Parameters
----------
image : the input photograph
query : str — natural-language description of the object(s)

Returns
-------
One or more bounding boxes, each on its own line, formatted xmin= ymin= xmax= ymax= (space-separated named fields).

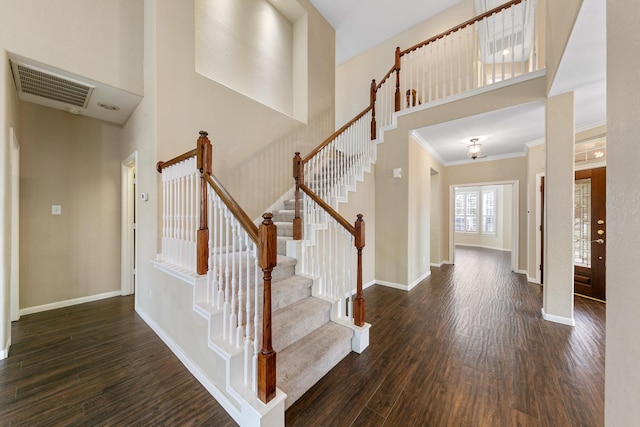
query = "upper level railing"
xmin=374 ymin=0 xmax=538 ymax=128
xmin=157 ymin=132 xmax=277 ymax=404
xmin=290 ymin=0 xmax=538 ymax=327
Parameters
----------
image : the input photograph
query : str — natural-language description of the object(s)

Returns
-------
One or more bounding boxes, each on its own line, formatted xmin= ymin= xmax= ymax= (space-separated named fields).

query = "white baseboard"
xmin=20 ymin=290 xmax=122 ymax=316
xmin=363 ymin=280 xmax=376 ymax=290
xmin=135 ymin=307 xmax=243 ymax=423
xmin=0 ymin=338 xmax=10 ymax=360
xmin=136 ymin=305 xmax=286 ymax=427
xmin=527 ymin=274 xmax=541 ymax=284
xmin=541 ymin=308 xmax=575 ymax=326
xmin=377 ymin=270 xmax=431 ymax=292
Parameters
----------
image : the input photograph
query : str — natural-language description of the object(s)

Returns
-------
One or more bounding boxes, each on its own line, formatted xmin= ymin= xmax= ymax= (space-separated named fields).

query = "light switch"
xmin=393 ymin=168 xmax=402 ymax=179
xmin=51 ymin=205 xmax=62 ymax=215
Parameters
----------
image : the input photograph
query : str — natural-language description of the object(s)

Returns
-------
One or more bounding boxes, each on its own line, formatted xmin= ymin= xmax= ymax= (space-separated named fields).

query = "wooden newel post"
xmin=353 ymin=214 xmax=365 ymax=327
xmin=370 ymin=79 xmax=377 ymax=140
xmin=292 ymin=153 xmax=303 ymax=240
xmin=196 ymin=131 xmax=212 ymax=275
xmin=258 ymin=213 xmax=277 ymax=403
xmin=394 ymin=47 xmax=401 ymax=112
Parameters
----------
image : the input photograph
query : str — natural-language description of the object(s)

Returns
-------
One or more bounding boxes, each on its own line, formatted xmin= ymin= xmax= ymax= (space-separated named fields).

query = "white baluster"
xmin=236 ymin=229 xmax=243 ymax=348
xmin=223 ymin=208 xmax=230 ymax=341
xmin=244 ymin=235 xmax=252 ymax=384
xmin=230 ymin=220 xmax=238 ymax=345
xmin=252 ymin=249 xmax=259 ymax=392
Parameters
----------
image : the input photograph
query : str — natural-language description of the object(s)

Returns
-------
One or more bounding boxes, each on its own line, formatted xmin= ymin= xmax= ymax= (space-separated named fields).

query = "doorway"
xmin=573 ymin=167 xmax=606 ymax=301
xmin=538 ymin=167 xmax=606 ymax=301
xmin=121 ymin=152 xmax=138 ymax=295
xmin=449 ymin=181 xmax=519 ymax=271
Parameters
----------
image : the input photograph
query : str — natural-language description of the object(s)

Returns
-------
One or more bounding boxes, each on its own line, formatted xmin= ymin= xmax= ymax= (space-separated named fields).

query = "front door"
xmin=574 ymin=167 xmax=606 ymax=301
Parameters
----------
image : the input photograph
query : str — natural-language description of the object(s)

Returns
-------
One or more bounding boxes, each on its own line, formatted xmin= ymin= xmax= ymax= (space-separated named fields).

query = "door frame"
xmin=10 ymin=128 xmax=20 ymax=321
xmin=121 ymin=151 xmax=138 ymax=296
xmin=448 ymin=180 xmax=519 ymax=272
xmin=534 ymin=160 xmax=606 ymax=288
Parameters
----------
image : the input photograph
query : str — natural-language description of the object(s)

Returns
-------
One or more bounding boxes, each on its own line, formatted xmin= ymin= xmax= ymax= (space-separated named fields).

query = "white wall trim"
xmin=134 ymin=306 xmax=243 ymax=423
xmin=377 ymin=270 xmax=431 ymax=292
xmin=136 ymin=302 xmax=286 ymax=427
xmin=363 ymin=280 xmax=376 ymax=290
xmin=152 ymin=259 xmax=200 ymax=286
xmin=20 ymin=291 xmax=122 ymax=316
xmin=121 ymin=151 xmax=138 ymax=296
xmin=541 ymin=308 xmax=575 ymax=326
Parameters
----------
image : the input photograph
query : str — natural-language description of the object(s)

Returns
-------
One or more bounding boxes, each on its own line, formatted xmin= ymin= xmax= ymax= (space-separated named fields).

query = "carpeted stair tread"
xmin=273 ymin=255 xmax=296 ymax=282
xmin=278 ymin=322 xmax=354 ymax=409
xmin=273 ymin=209 xmax=295 ymax=223
xmin=272 ymin=274 xmax=313 ymax=312
xmin=272 ymin=297 xmax=331 ymax=353
xmin=275 ymin=222 xmax=293 ymax=237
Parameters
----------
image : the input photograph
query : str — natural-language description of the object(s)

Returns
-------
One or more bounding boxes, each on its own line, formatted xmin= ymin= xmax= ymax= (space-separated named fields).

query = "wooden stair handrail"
xmin=203 ymin=173 xmax=259 ymax=244
xmin=299 ymin=183 xmax=356 ymax=236
xmin=302 ymin=106 xmax=373 ymax=164
xmin=156 ymin=148 xmax=198 ymax=173
xmin=400 ymin=0 xmax=524 ymax=56
xmin=158 ymin=131 xmax=277 ymax=404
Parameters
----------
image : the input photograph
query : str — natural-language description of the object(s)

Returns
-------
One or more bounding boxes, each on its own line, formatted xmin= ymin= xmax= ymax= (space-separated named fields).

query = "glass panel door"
xmin=574 ymin=178 xmax=591 ymax=268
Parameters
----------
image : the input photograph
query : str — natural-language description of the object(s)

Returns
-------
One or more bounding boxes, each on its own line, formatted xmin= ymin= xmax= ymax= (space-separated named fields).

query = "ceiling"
xmin=310 ymin=0 xmax=606 ymax=165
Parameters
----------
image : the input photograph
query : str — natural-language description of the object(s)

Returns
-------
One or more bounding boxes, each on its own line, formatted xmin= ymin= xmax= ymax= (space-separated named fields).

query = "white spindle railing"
xmin=299 ymin=193 xmax=357 ymax=324
xmin=303 ymin=110 xmax=374 ymax=209
xmin=160 ymin=156 xmax=199 ymax=271
xmin=206 ymin=186 xmax=261 ymax=389
xmin=375 ymin=0 xmax=538 ymax=128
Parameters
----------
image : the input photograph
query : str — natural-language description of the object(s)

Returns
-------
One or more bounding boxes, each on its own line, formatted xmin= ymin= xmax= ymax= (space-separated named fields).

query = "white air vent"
xmin=10 ymin=60 xmax=94 ymax=108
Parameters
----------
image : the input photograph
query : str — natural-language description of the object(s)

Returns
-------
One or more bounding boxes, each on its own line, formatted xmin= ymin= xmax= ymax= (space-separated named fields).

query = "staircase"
xmin=266 ymin=199 xmax=352 ymax=408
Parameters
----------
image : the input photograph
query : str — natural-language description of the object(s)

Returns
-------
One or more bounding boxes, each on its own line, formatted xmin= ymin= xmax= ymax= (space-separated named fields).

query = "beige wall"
xmin=195 ymin=0 xmax=297 ymax=118
xmin=18 ymin=103 xmax=123 ymax=309
xmin=408 ymin=137 xmax=432 ymax=284
xmin=154 ymin=0 xmax=334 ymax=219
xmin=430 ymin=167 xmax=444 ymax=265
xmin=606 ymin=0 xmax=640 ymax=423
xmin=545 ymin=0 xmax=582 ymax=92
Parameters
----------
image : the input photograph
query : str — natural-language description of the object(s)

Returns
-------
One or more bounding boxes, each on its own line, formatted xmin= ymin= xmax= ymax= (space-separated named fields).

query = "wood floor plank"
xmin=287 ymin=247 xmax=605 ymax=427
xmin=2 ymin=247 xmax=605 ymax=426
xmin=0 ymin=296 xmax=238 ymax=426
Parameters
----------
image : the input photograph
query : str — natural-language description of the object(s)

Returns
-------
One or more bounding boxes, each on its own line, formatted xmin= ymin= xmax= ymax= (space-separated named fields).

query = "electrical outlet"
xmin=51 ymin=205 xmax=62 ymax=215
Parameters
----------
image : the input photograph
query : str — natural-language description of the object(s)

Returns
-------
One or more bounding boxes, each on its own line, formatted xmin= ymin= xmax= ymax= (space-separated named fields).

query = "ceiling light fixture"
xmin=467 ymin=138 xmax=483 ymax=160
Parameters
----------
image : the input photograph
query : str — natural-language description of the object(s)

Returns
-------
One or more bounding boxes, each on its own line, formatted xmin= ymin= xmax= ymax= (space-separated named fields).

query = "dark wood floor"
xmin=286 ymin=247 xmax=605 ymax=427
xmin=1 ymin=247 xmax=604 ymax=426
xmin=0 ymin=296 xmax=238 ymax=426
